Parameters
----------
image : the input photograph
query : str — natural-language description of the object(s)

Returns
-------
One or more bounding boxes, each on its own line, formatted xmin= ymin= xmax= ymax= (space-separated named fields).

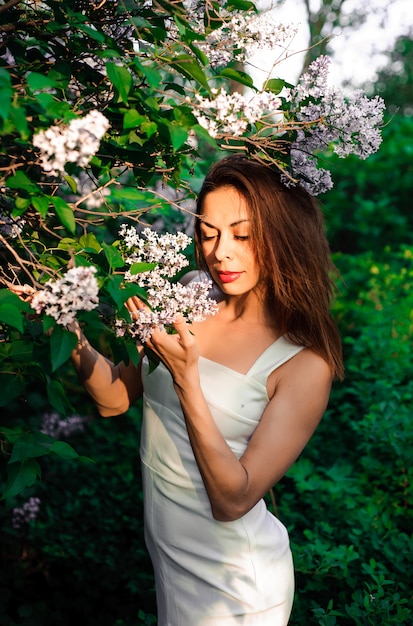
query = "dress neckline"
xmin=198 ymin=335 xmax=286 ymax=377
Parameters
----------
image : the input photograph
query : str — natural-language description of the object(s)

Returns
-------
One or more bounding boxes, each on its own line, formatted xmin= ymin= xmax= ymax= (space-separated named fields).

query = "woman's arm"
xmin=70 ymin=322 xmax=144 ymax=418
xmin=8 ymin=284 xmax=143 ymax=417
xmin=145 ymin=316 xmax=332 ymax=522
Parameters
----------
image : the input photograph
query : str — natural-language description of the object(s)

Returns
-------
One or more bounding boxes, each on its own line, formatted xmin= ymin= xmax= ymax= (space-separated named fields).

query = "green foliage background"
xmin=0 ymin=1 xmax=412 ymax=625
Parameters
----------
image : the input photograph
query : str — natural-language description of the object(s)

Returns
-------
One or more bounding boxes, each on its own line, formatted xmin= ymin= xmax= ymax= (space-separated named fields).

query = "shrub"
xmin=276 ymin=248 xmax=413 ymax=624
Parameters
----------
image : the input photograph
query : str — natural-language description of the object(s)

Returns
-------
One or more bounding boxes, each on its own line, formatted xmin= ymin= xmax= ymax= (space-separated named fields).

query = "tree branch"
xmin=0 ymin=0 xmax=21 ymax=17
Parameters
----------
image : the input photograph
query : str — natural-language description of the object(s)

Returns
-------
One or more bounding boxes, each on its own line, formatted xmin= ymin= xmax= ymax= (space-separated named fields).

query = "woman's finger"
xmin=171 ymin=314 xmax=194 ymax=348
xmin=8 ymin=284 xmax=36 ymax=301
xmin=125 ymin=296 xmax=148 ymax=317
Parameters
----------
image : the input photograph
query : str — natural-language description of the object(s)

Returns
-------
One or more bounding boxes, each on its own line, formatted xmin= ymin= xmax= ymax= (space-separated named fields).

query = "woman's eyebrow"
xmin=200 ymin=218 xmax=250 ymax=228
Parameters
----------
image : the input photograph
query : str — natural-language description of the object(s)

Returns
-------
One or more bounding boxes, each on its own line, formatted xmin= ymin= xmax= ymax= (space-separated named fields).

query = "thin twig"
xmin=0 ymin=0 xmax=21 ymax=17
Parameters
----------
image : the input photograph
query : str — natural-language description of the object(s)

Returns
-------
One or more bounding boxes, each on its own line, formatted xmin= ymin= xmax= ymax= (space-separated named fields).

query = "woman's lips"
xmin=217 ymin=271 xmax=242 ymax=283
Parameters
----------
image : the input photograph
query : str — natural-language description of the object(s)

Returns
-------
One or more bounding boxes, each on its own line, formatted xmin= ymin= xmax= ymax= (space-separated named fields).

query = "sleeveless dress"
xmin=140 ymin=336 xmax=304 ymax=626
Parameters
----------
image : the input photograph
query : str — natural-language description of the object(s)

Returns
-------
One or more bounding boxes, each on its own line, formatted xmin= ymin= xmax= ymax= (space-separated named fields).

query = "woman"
xmin=71 ymin=155 xmax=343 ymax=625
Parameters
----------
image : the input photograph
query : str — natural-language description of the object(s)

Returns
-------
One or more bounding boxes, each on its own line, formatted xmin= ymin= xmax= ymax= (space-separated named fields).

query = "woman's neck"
xmin=220 ymin=290 xmax=273 ymax=329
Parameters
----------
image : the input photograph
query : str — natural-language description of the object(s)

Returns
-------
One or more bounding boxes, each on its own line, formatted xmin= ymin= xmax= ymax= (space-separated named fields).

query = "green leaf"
xmin=110 ymin=187 xmax=147 ymax=201
xmin=105 ymin=276 xmax=145 ymax=309
xmin=50 ymin=440 xmax=80 ymax=460
xmin=134 ymin=58 xmax=162 ymax=89
xmin=0 ymin=87 xmax=12 ymax=122
xmin=129 ymin=262 xmax=157 ymax=275
xmin=9 ymin=432 xmax=55 ymax=463
xmin=50 ymin=326 xmax=78 ymax=372
xmin=226 ymin=0 xmax=256 ymax=11
xmin=173 ymin=15 xmax=202 ymax=44
xmin=6 ymin=171 xmax=41 ymax=194
xmin=106 ymin=62 xmax=133 ymax=104
xmin=32 ymin=195 xmax=50 ymax=218
xmin=50 ymin=196 xmax=76 ymax=234
xmin=219 ymin=67 xmax=254 ymax=88
xmin=2 ymin=459 xmax=41 ymax=500
xmin=0 ymin=291 xmax=31 ymax=332
xmin=123 ymin=109 xmax=146 ymax=129
xmin=0 ymin=67 xmax=11 ymax=89
xmin=42 ymin=315 xmax=56 ymax=334
xmin=0 ymin=373 xmax=25 ymax=406
xmin=46 ymin=378 xmax=73 ymax=415
xmin=140 ymin=119 xmax=158 ymax=138
xmin=48 ymin=63 xmax=71 ymax=90
xmin=5 ymin=340 xmax=34 ymax=362
xmin=64 ymin=175 xmax=78 ymax=194
xmin=27 ymin=72 xmax=58 ymax=91
xmin=101 ymin=241 xmax=125 ymax=270
xmin=173 ymin=56 xmax=209 ymax=89
xmin=13 ymin=197 xmax=31 ymax=214
xmin=79 ymin=232 xmax=102 ymax=253
xmin=265 ymin=78 xmax=286 ymax=95
xmin=188 ymin=43 xmax=209 ymax=67
xmin=0 ymin=303 xmax=24 ymax=332
xmin=9 ymin=105 xmax=29 ymax=139
xmin=0 ymin=426 xmax=26 ymax=444
xmin=167 ymin=122 xmax=188 ymax=152
xmin=145 ymin=347 xmax=160 ymax=373
xmin=76 ymin=22 xmax=106 ymax=43
xmin=0 ymin=289 xmax=31 ymax=310
xmin=34 ymin=93 xmax=71 ymax=118
xmin=124 ymin=339 xmax=142 ymax=367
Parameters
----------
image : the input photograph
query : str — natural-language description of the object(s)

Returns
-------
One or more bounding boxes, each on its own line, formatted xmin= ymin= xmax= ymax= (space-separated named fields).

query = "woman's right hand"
xmin=7 ymin=283 xmax=36 ymax=302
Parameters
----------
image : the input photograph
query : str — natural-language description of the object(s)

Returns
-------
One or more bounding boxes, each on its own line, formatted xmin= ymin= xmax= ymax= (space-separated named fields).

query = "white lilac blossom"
xmin=187 ymin=43 xmax=384 ymax=195
xmin=117 ymin=226 xmax=218 ymax=342
xmin=192 ymin=89 xmax=282 ymax=138
xmin=33 ymin=110 xmax=110 ymax=176
xmin=12 ymin=497 xmax=41 ymax=529
xmin=167 ymin=2 xmax=297 ymax=69
xmin=286 ymin=55 xmax=331 ymax=102
xmin=31 ymin=266 xmax=99 ymax=326
xmin=120 ymin=225 xmax=192 ymax=278
xmin=195 ymin=12 xmax=297 ymax=68
xmin=282 ymin=56 xmax=386 ymax=195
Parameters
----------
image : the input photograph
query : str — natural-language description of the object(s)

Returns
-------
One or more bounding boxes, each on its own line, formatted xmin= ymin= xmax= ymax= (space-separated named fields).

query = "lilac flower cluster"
xmin=40 ymin=411 xmax=88 ymax=438
xmin=190 ymin=53 xmax=385 ymax=195
xmin=31 ymin=266 xmax=99 ymax=326
xmin=12 ymin=497 xmax=41 ymax=529
xmin=282 ymin=56 xmax=386 ymax=195
xmin=192 ymin=89 xmax=282 ymax=138
xmin=120 ymin=225 xmax=192 ymax=278
xmin=192 ymin=10 xmax=297 ymax=68
xmin=33 ymin=110 xmax=110 ymax=176
xmin=116 ymin=226 xmax=218 ymax=343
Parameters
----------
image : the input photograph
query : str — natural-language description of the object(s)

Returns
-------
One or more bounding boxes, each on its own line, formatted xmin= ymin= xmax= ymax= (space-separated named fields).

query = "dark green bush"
xmin=277 ymin=248 xmax=413 ymax=624
xmin=1 ymin=394 xmax=157 ymax=626
xmin=321 ymin=115 xmax=413 ymax=255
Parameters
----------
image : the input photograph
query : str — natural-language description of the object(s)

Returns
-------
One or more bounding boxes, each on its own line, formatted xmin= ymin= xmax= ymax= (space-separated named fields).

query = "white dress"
xmin=140 ymin=336 xmax=304 ymax=626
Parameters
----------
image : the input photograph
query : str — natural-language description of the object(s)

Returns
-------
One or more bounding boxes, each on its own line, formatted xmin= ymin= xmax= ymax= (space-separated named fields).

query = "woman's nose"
xmin=214 ymin=235 xmax=233 ymax=261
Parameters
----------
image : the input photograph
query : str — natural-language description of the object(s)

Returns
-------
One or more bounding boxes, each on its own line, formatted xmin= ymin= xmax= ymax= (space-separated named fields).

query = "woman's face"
xmin=199 ymin=186 xmax=262 ymax=296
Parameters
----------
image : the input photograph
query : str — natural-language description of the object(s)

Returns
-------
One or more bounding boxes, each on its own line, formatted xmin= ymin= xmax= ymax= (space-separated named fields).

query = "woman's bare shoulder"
xmin=267 ymin=346 xmax=332 ymax=399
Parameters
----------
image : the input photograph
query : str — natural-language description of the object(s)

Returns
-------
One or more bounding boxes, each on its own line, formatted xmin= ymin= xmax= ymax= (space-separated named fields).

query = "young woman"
xmin=70 ymin=155 xmax=343 ymax=625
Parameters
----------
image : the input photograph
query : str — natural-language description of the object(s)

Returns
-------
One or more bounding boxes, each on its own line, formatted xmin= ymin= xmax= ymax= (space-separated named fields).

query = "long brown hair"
xmin=194 ymin=154 xmax=344 ymax=381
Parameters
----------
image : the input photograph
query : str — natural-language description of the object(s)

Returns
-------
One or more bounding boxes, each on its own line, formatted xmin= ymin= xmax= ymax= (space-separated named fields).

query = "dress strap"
xmin=247 ymin=336 xmax=304 ymax=385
